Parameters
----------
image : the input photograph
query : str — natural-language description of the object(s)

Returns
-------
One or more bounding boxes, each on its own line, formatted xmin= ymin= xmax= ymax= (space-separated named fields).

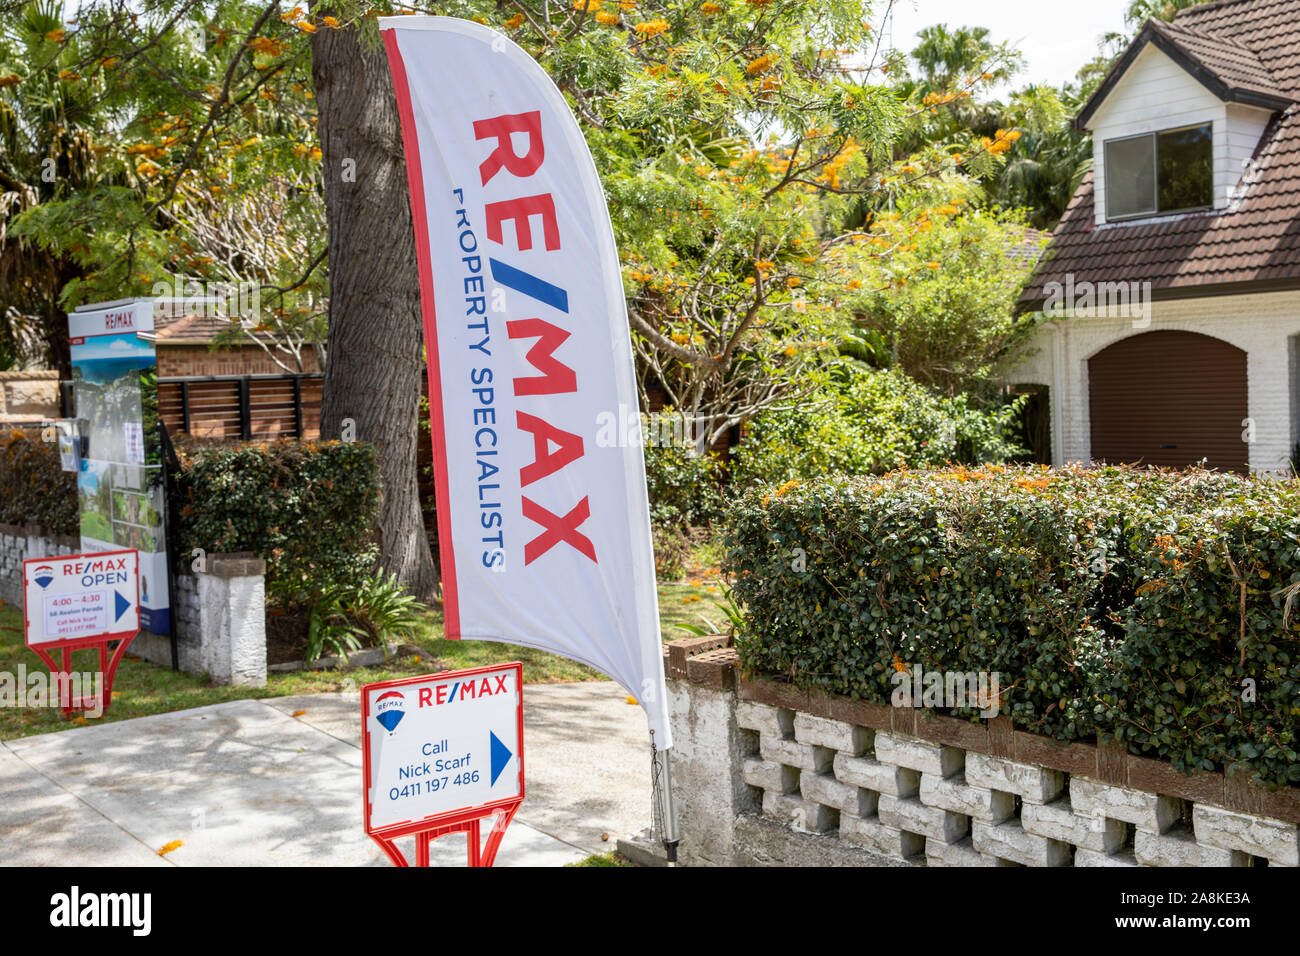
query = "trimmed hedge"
xmin=726 ymin=465 xmax=1300 ymax=787
xmin=174 ymin=439 xmax=381 ymax=602
xmin=0 ymin=428 xmax=78 ymax=535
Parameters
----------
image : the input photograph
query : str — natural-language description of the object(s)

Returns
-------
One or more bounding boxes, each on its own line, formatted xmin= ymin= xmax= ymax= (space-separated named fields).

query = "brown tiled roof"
xmin=1152 ymin=19 xmax=1285 ymax=101
xmin=1076 ymin=9 xmax=1296 ymax=128
xmin=154 ymin=311 xmax=240 ymax=343
xmin=1177 ymin=0 xmax=1300 ymax=95
xmin=154 ymin=309 xmax=295 ymax=348
xmin=1021 ymin=2 xmax=1300 ymax=308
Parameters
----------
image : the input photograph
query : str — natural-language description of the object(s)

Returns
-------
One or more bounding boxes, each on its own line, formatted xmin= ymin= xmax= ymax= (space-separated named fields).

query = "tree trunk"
xmin=310 ymin=20 xmax=438 ymax=602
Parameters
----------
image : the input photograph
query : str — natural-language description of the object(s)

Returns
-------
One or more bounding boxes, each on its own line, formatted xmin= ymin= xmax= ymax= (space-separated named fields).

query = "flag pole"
xmin=650 ymin=732 xmax=680 ymax=866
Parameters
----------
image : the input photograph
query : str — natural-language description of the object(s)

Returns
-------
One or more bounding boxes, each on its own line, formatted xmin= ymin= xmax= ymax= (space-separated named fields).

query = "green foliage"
xmin=845 ymin=200 xmax=1048 ymax=397
xmin=4 ymin=0 xmax=1036 ymax=434
xmin=306 ymin=586 xmax=366 ymax=665
xmin=893 ymin=22 xmax=1090 ymax=231
xmin=675 ymin=582 xmax=744 ymax=639
xmin=908 ymin=24 xmax=1023 ymax=92
xmin=174 ymin=439 xmax=380 ymax=603
xmin=1 ymin=0 xmax=327 ymax=366
xmin=0 ymin=427 xmax=77 ymax=534
xmin=726 ymin=466 xmax=1300 ymax=788
xmin=988 ymin=84 xmax=1093 ymax=231
xmin=302 ymin=568 xmax=425 ymax=663
xmin=340 ymin=569 xmax=424 ymax=650
xmin=1125 ymin=0 xmax=1210 ymax=28
xmin=644 ymin=441 xmax=724 ymax=528
xmin=731 ymin=368 xmax=1025 ymax=486
xmin=651 ymin=523 xmax=693 ymax=581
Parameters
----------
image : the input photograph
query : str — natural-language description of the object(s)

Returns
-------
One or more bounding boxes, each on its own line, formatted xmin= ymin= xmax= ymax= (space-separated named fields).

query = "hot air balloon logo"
xmin=33 ymin=566 xmax=55 ymax=589
xmin=374 ymin=691 xmax=406 ymax=733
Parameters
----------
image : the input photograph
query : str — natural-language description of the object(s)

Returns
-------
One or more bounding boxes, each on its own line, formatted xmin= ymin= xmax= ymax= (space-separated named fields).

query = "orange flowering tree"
xmin=3 ymin=0 xmax=1022 ymax=413
xmin=840 ymin=177 xmax=1047 ymax=397
xmin=1 ymin=0 xmax=329 ymax=371
xmin=444 ymin=0 xmax=1021 ymax=449
xmin=1 ymin=0 xmax=1025 ymax=595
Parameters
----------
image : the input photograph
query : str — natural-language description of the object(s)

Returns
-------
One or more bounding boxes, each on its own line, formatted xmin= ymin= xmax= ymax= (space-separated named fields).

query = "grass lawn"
xmin=565 ymin=852 xmax=634 ymax=867
xmin=657 ymin=576 xmax=732 ymax=637
xmin=0 ymin=548 xmax=733 ymax=741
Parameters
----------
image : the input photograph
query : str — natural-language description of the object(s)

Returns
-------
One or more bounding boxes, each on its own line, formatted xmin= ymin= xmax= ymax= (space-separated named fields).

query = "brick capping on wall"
xmin=663 ymin=638 xmax=1300 ymax=826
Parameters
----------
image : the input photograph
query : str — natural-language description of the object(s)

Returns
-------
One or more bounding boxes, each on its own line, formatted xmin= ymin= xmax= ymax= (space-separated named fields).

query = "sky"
xmin=885 ymin=0 xmax=1135 ymax=89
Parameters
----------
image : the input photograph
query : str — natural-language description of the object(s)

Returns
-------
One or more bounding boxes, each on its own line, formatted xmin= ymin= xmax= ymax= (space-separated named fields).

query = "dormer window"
xmin=1104 ymin=123 xmax=1213 ymax=220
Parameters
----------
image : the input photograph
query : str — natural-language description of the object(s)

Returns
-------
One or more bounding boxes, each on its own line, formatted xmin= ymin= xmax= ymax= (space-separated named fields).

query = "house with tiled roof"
xmin=149 ymin=298 xmax=323 ymax=440
xmin=153 ymin=299 xmax=322 ymax=378
xmin=1010 ymin=0 xmax=1300 ymax=475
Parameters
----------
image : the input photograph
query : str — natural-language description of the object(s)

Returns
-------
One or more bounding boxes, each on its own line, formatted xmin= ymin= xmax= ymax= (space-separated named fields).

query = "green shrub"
xmin=341 ymin=569 xmax=424 ymax=649
xmin=726 ymin=465 xmax=1300 ymax=788
xmin=0 ymin=428 xmax=78 ymax=535
xmin=730 ymin=368 xmax=1024 ymax=487
xmin=644 ymin=441 xmax=725 ymax=528
xmin=306 ymin=587 xmax=366 ymax=664
xmin=652 ymin=523 xmax=693 ymax=580
xmin=174 ymin=439 xmax=380 ymax=603
xmin=302 ymin=570 xmax=426 ymax=664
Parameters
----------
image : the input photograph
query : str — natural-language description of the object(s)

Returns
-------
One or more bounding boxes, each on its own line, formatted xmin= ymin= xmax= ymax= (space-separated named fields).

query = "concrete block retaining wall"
xmin=655 ymin=638 xmax=1300 ymax=868
xmin=0 ymin=524 xmax=80 ymax=605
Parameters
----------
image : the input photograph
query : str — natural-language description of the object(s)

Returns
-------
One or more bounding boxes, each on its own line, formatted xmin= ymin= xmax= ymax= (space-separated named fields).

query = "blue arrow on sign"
xmin=489 ymin=731 xmax=512 ymax=787
xmin=115 ymin=591 xmax=131 ymax=622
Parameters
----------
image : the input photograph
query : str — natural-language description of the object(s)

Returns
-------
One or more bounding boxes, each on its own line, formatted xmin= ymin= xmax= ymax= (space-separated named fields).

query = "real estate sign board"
xmin=68 ymin=299 xmax=170 ymax=634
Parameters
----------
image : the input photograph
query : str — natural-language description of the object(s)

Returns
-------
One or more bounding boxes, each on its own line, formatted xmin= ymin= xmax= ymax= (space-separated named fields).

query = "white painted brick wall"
xmin=878 ymin=794 xmax=969 ymax=843
xmin=927 ymin=836 xmax=1001 ymax=867
xmin=834 ymin=752 xmax=920 ymax=797
xmin=1022 ymin=798 xmax=1128 ymax=853
xmin=759 ymin=736 xmax=832 ymax=773
xmin=0 ymin=529 xmax=78 ymax=605
xmin=743 ymin=758 xmax=798 ymax=795
xmin=1004 ymin=290 xmax=1300 ymax=475
xmin=793 ymin=713 xmax=871 ymax=754
xmin=1074 ymin=848 xmax=1141 ymax=867
xmin=763 ymin=791 xmax=836 ymax=833
xmin=920 ymin=772 xmax=1016 ymax=823
xmin=972 ymin=819 xmax=1073 ymax=867
xmin=841 ymin=814 xmax=924 ymax=858
xmin=874 ymin=732 xmax=964 ymax=777
xmin=801 ymin=772 xmax=875 ymax=816
xmin=1135 ymin=826 xmax=1249 ymax=867
xmin=737 ymin=700 xmax=793 ymax=738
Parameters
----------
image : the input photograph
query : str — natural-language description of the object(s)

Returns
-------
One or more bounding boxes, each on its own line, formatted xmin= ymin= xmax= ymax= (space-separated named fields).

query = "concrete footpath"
xmin=0 ymin=681 xmax=651 ymax=866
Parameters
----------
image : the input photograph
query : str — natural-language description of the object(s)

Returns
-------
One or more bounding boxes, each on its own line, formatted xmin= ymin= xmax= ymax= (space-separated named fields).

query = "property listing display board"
xmin=68 ymin=299 xmax=170 ymax=634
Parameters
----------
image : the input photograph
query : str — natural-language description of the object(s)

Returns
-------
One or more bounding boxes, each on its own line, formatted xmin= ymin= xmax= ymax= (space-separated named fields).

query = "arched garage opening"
xmin=1088 ymin=330 xmax=1249 ymax=474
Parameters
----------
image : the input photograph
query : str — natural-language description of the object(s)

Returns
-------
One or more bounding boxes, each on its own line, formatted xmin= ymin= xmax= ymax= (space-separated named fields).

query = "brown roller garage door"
xmin=1088 ymin=330 xmax=1249 ymax=473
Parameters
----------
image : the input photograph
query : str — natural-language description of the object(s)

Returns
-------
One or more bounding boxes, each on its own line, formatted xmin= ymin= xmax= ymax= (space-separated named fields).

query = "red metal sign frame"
xmin=361 ymin=662 xmax=525 ymax=867
xmin=22 ymin=549 xmax=140 ymax=718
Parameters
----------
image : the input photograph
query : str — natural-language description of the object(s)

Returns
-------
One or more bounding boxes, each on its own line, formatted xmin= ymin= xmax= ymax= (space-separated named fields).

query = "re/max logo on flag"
xmin=417 ymin=674 xmax=509 ymax=707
